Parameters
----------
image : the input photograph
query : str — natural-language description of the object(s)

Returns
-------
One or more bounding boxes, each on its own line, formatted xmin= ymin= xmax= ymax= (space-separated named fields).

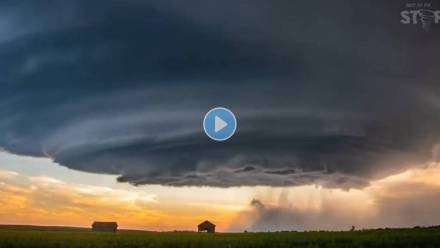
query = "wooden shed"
xmin=91 ymin=221 xmax=118 ymax=232
xmin=198 ymin=220 xmax=216 ymax=233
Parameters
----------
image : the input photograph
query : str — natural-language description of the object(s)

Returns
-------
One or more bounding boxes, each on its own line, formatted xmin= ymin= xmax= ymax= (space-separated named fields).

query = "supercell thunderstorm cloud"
xmin=0 ymin=0 xmax=440 ymax=188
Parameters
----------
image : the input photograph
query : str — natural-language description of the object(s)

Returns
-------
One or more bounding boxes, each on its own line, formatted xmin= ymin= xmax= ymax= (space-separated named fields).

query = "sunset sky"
xmin=0 ymin=1 xmax=440 ymax=232
xmin=2 ymin=151 xmax=440 ymax=231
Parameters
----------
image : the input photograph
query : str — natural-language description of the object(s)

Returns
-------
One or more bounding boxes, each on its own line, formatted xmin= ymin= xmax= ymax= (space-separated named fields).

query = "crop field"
xmin=1 ymin=225 xmax=440 ymax=248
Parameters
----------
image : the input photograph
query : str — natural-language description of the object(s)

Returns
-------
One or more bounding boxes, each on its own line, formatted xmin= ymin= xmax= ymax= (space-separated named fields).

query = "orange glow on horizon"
xmin=1 ymin=162 xmax=440 ymax=231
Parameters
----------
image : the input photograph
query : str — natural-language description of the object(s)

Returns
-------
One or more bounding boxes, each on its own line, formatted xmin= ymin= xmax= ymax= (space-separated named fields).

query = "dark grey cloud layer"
xmin=1 ymin=0 xmax=440 ymax=188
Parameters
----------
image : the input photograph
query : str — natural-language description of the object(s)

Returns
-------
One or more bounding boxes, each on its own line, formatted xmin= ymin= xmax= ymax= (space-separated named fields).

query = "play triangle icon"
xmin=214 ymin=116 xmax=227 ymax=132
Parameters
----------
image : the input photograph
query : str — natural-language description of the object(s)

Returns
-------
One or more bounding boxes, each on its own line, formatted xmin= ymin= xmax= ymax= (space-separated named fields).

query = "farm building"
xmin=91 ymin=221 xmax=118 ymax=232
xmin=198 ymin=220 xmax=216 ymax=233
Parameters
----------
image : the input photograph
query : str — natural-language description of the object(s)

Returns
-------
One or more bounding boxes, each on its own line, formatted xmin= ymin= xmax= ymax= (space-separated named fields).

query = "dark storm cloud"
xmin=1 ymin=0 xmax=440 ymax=188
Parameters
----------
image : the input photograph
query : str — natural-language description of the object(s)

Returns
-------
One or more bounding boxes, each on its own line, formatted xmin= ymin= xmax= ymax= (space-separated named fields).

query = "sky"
xmin=1 ymin=0 xmax=440 ymax=232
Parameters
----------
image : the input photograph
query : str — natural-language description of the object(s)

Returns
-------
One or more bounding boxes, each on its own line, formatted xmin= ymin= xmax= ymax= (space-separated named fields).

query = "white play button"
xmin=214 ymin=116 xmax=228 ymax=132
xmin=203 ymin=107 xmax=237 ymax=141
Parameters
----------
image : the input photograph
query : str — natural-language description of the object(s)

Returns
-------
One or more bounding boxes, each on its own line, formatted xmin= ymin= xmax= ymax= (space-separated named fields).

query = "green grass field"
xmin=1 ymin=225 xmax=440 ymax=248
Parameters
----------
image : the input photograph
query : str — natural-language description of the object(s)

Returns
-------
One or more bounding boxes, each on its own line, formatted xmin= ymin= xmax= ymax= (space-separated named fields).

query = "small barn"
xmin=198 ymin=220 xmax=216 ymax=233
xmin=91 ymin=221 xmax=118 ymax=232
